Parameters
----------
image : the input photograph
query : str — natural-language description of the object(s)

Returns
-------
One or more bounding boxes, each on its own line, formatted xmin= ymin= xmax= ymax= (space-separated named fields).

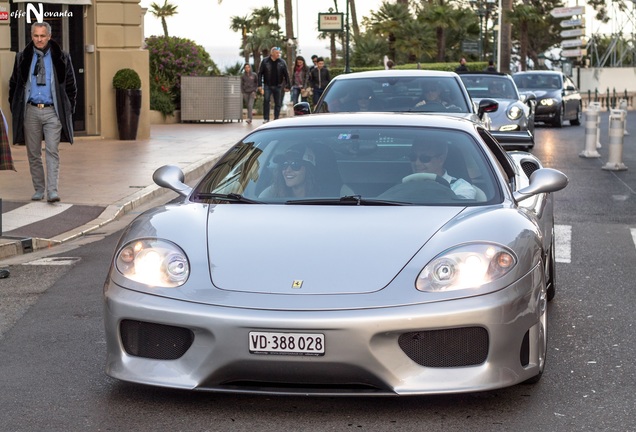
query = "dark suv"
xmin=512 ymin=71 xmax=581 ymax=127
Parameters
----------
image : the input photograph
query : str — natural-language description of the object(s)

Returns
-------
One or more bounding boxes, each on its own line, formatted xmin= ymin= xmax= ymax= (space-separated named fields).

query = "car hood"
xmin=208 ymin=205 xmax=465 ymax=295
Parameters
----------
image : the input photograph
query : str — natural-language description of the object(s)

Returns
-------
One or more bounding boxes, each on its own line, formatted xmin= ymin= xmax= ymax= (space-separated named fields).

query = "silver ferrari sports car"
xmin=103 ymin=113 xmax=568 ymax=396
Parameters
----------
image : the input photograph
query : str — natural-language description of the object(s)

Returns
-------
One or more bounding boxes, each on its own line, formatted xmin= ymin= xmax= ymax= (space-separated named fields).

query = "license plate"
xmin=249 ymin=331 xmax=325 ymax=356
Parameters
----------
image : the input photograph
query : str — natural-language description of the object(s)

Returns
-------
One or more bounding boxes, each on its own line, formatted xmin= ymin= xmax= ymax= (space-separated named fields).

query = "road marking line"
xmin=555 ymin=224 xmax=571 ymax=264
xmin=1 ymin=202 xmax=72 ymax=232
xmin=631 ymin=228 xmax=636 ymax=251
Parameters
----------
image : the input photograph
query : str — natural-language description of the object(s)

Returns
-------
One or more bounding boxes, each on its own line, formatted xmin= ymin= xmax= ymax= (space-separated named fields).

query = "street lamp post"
xmin=470 ymin=0 xmax=498 ymax=62
xmin=345 ymin=0 xmax=351 ymax=73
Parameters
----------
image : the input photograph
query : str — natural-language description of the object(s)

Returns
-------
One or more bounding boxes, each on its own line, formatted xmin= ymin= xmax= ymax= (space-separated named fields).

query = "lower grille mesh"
xmin=120 ymin=319 xmax=194 ymax=360
xmin=398 ymin=327 xmax=489 ymax=367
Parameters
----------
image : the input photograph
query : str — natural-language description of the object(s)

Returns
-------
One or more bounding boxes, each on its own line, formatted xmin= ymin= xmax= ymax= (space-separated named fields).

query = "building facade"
xmin=0 ymin=0 xmax=150 ymax=141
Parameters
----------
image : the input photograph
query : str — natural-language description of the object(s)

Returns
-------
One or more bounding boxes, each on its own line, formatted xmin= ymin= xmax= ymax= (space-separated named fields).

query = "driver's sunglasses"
xmin=409 ymin=153 xmax=440 ymax=163
xmin=280 ymin=160 xmax=304 ymax=171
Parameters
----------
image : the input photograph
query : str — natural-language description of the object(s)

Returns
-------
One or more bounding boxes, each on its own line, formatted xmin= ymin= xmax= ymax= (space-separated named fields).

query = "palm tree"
xmin=500 ymin=0 xmax=513 ymax=73
xmin=366 ymin=1 xmax=412 ymax=64
xmin=416 ymin=0 xmax=459 ymax=63
xmin=149 ymin=0 xmax=178 ymax=38
xmin=507 ymin=3 xmax=543 ymax=71
xmin=230 ymin=15 xmax=251 ymax=65
xmin=245 ymin=26 xmax=280 ymax=72
xmin=283 ymin=0 xmax=295 ymax=74
xmin=350 ymin=0 xmax=360 ymax=38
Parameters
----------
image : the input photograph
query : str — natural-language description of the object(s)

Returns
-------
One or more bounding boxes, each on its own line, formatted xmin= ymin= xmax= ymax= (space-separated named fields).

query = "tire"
xmin=523 ymin=276 xmax=549 ymax=384
xmin=552 ymin=106 xmax=564 ymax=128
xmin=570 ymin=104 xmax=582 ymax=126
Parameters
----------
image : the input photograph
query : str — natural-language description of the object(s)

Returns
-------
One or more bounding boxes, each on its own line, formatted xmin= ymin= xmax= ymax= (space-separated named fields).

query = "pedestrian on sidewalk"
xmin=8 ymin=21 xmax=76 ymax=202
xmin=257 ymin=46 xmax=290 ymax=123
xmin=0 ymin=107 xmax=15 ymax=171
xmin=240 ymin=63 xmax=258 ymax=124
xmin=290 ymin=56 xmax=310 ymax=104
xmin=309 ymin=57 xmax=330 ymax=105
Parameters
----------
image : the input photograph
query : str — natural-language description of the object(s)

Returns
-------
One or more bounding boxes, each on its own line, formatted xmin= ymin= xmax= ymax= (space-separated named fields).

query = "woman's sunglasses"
xmin=280 ymin=160 xmax=304 ymax=171
xmin=409 ymin=153 xmax=440 ymax=163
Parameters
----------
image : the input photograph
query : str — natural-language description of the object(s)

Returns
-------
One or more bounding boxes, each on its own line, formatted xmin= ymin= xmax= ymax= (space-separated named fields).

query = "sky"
xmin=139 ymin=0 xmax=385 ymax=70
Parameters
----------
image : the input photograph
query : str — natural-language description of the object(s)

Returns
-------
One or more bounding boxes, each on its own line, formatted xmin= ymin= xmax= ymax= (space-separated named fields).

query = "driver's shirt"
xmin=442 ymin=171 xmax=476 ymax=199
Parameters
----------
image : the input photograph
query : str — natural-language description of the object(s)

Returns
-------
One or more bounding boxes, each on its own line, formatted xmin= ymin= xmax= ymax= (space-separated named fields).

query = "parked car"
xmin=104 ymin=113 xmax=568 ymax=395
xmin=459 ymin=72 xmax=536 ymax=150
xmin=512 ymin=70 xmax=582 ymax=127
xmin=294 ymin=70 xmax=498 ymax=129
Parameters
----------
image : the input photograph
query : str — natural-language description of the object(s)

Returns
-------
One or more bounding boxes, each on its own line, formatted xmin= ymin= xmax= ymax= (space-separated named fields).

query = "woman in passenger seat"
xmin=259 ymin=144 xmax=318 ymax=198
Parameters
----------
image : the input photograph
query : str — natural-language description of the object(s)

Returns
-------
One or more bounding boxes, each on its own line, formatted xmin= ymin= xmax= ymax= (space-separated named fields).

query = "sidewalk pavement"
xmin=0 ymin=121 xmax=257 ymax=260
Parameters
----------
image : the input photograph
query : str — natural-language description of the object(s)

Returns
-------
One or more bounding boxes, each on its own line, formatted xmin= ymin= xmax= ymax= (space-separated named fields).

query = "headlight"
xmin=539 ymin=98 xmax=556 ymax=106
xmin=416 ymin=243 xmax=516 ymax=292
xmin=507 ymin=105 xmax=522 ymax=120
xmin=116 ymin=239 xmax=190 ymax=287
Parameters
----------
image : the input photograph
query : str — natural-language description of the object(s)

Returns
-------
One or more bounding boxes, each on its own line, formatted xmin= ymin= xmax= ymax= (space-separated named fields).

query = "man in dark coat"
xmin=257 ymin=46 xmax=290 ymax=123
xmin=9 ymin=21 xmax=76 ymax=202
xmin=308 ymin=57 xmax=330 ymax=105
xmin=455 ymin=57 xmax=468 ymax=72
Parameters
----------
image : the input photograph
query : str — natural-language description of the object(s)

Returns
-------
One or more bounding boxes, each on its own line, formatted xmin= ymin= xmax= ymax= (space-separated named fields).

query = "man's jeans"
xmin=263 ymin=85 xmax=283 ymax=121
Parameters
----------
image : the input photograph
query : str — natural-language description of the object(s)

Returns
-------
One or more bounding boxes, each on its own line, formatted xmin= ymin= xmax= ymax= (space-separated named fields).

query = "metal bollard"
xmin=619 ymin=99 xmax=629 ymax=136
xmin=588 ymin=101 xmax=603 ymax=148
xmin=602 ymin=109 xmax=628 ymax=171
xmin=579 ymin=107 xmax=601 ymax=158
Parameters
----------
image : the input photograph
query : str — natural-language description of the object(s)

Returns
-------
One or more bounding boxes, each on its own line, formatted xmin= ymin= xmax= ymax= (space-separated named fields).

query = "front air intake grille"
xmin=520 ymin=330 xmax=530 ymax=366
xmin=521 ymin=160 xmax=540 ymax=178
xmin=120 ymin=320 xmax=194 ymax=360
xmin=398 ymin=327 xmax=489 ymax=367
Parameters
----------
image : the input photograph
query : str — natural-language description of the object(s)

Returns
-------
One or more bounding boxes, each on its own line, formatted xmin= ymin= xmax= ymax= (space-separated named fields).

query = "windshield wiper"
xmin=194 ymin=192 xmax=263 ymax=204
xmin=285 ymin=195 xmax=409 ymax=206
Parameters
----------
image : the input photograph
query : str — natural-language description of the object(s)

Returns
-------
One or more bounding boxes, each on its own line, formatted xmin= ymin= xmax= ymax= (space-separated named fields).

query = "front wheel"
xmin=570 ymin=104 xmax=582 ymax=126
xmin=552 ymin=106 xmax=564 ymax=128
xmin=523 ymin=281 xmax=548 ymax=385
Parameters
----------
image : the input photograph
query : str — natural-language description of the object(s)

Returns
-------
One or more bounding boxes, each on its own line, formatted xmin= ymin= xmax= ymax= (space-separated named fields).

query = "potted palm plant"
xmin=113 ymin=68 xmax=142 ymax=140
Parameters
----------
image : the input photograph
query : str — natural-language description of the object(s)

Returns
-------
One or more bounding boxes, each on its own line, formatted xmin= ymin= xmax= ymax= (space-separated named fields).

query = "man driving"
xmin=405 ymin=140 xmax=476 ymax=199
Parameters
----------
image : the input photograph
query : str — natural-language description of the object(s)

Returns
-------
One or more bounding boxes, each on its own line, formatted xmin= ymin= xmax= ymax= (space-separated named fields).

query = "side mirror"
xmin=513 ymin=168 xmax=568 ymax=202
xmin=520 ymin=92 xmax=536 ymax=103
xmin=293 ymin=102 xmax=311 ymax=116
xmin=478 ymin=98 xmax=499 ymax=118
xmin=153 ymin=165 xmax=192 ymax=197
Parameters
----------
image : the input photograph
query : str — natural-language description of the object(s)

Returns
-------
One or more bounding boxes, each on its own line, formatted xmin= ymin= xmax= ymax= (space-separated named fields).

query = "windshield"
xmin=513 ymin=74 xmax=562 ymax=90
xmin=317 ymin=76 xmax=471 ymax=114
xmin=192 ymin=126 xmax=501 ymax=206
xmin=460 ymin=75 xmax=519 ymax=100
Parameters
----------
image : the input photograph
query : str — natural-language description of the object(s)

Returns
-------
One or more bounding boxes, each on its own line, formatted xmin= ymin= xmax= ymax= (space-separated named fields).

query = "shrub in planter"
xmin=113 ymin=68 xmax=142 ymax=140
xmin=113 ymin=68 xmax=141 ymax=90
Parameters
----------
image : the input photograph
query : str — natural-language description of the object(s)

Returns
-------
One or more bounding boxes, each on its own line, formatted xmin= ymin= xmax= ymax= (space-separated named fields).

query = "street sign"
xmin=561 ymin=48 xmax=587 ymax=57
xmin=461 ymin=40 xmax=479 ymax=54
xmin=561 ymin=38 xmax=586 ymax=48
xmin=550 ymin=6 xmax=585 ymax=18
xmin=560 ymin=18 xmax=585 ymax=28
xmin=561 ymin=28 xmax=585 ymax=38
xmin=318 ymin=13 xmax=344 ymax=32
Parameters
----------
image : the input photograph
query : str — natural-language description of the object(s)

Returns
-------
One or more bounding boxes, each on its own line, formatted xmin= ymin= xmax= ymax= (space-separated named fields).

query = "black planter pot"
xmin=116 ymin=89 xmax=142 ymax=140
